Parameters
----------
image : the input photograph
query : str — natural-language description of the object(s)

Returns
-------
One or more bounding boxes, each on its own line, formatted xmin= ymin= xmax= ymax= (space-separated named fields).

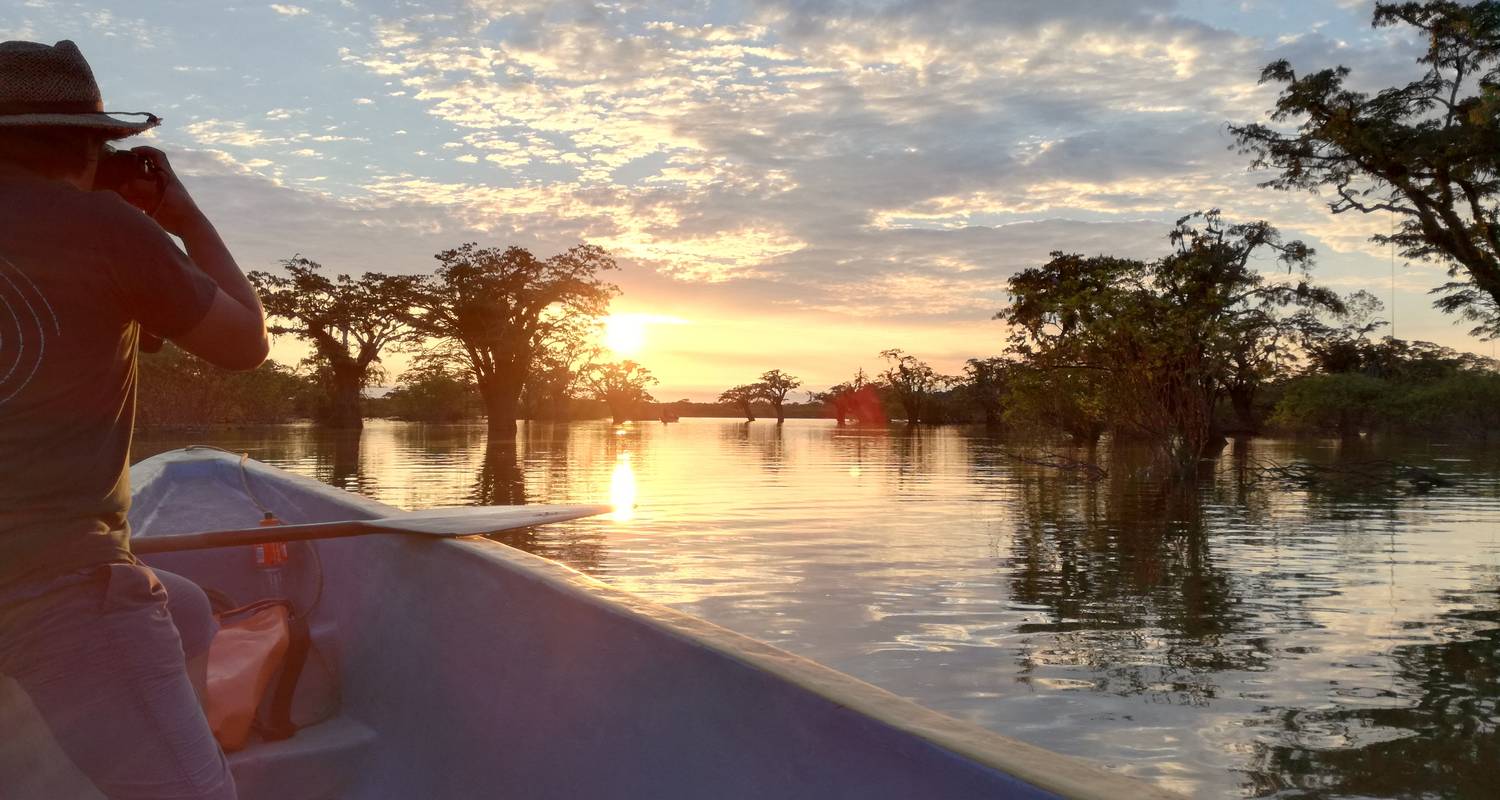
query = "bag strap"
xmin=257 ymin=607 xmax=311 ymax=741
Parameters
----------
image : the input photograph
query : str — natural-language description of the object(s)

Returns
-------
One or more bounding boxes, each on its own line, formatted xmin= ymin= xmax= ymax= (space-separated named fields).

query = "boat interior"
xmin=1 ymin=449 xmax=1178 ymax=800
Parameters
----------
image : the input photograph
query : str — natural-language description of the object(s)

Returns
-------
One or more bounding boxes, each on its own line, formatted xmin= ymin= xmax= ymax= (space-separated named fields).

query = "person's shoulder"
xmin=67 ymin=188 xmax=178 ymax=247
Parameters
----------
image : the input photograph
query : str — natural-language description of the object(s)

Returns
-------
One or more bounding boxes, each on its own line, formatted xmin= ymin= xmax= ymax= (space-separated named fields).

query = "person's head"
xmin=0 ymin=40 xmax=158 ymax=187
xmin=0 ymin=126 xmax=105 ymax=185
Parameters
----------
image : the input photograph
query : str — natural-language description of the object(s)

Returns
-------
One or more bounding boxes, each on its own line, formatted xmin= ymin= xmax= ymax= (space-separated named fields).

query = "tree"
xmin=383 ymin=356 xmax=481 ymax=422
xmin=878 ymin=349 xmax=946 ymax=424
xmin=249 ymin=256 xmax=422 ymax=428
xmin=812 ymin=368 xmax=886 ymax=426
xmin=755 ymin=370 xmax=802 ymax=423
xmin=1270 ymin=373 xmax=1394 ymax=438
xmin=588 ymin=360 xmax=656 ymax=424
xmin=718 ymin=384 xmax=760 ymax=421
xmin=1232 ymin=1 xmax=1500 ymax=337
xmin=999 ymin=212 xmax=1342 ymax=472
xmin=411 ymin=243 xmax=618 ymax=439
xmin=524 ymin=316 xmax=601 ymax=421
xmin=962 ymin=357 xmax=1010 ymax=428
xmin=137 ymin=343 xmax=317 ymax=426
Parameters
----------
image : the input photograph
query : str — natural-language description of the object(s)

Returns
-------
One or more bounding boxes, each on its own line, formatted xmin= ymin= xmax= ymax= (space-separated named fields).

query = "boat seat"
xmin=229 ymin=716 xmax=377 ymax=800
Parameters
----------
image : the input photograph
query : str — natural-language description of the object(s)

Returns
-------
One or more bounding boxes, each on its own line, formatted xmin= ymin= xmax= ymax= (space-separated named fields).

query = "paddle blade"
xmin=364 ymin=504 xmax=614 ymax=535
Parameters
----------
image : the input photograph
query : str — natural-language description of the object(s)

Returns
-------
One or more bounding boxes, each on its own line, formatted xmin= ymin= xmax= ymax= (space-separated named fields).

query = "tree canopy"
xmin=410 ymin=243 xmax=618 ymax=438
xmin=1232 ymin=1 xmax=1500 ymax=337
xmin=754 ymin=370 xmax=802 ymax=423
xmin=588 ymin=360 xmax=657 ymax=424
xmin=999 ymin=212 xmax=1343 ymax=470
xmin=248 ymin=256 xmax=423 ymax=428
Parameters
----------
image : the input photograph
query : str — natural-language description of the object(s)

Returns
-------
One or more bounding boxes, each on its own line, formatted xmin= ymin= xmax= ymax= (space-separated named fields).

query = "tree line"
xmin=137 ymin=3 xmax=1500 ymax=471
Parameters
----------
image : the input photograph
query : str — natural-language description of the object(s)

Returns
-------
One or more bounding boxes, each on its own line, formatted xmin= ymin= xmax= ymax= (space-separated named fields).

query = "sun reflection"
xmin=610 ymin=452 xmax=637 ymax=522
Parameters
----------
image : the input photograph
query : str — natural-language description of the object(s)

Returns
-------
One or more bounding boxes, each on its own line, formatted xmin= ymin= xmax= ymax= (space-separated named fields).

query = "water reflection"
xmin=129 ymin=420 xmax=1500 ymax=799
xmin=472 ymin=440 xmax=526 ymax=506
xmin=609 ymin=453 xmax=636 ymax=522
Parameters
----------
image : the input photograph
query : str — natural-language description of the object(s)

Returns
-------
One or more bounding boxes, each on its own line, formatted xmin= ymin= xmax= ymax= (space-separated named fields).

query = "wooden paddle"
xmin=131 ymin=504 xmax=613 ymax=555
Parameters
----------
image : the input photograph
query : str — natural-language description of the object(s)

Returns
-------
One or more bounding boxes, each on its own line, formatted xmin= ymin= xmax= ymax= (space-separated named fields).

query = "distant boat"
xmin=2 ymin=448 xmax=1180 ymax=800
xmin=660 ymin=410 xmax=680 ymax=422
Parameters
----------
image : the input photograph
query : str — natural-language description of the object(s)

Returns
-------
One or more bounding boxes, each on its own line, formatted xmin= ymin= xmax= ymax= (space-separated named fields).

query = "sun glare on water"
xmin=610 ymin=453 xmax=637 ymax=522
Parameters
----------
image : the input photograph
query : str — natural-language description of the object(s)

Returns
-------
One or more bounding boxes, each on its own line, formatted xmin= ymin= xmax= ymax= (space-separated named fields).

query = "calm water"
xmin=133 ymin=419 xmax=1500 ymax=799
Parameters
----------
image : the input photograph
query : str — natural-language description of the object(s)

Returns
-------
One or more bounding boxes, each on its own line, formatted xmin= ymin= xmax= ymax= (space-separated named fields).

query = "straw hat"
xmin=0 ymin=40 xmax=158 ymax=139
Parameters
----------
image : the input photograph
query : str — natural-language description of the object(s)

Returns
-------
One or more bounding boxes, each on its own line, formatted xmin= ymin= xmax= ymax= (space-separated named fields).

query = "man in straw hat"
xmin=0 ymin=40 xmax=267 ymax=798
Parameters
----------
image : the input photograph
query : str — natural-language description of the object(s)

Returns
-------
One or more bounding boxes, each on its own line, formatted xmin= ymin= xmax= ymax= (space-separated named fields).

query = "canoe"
xmin=4 ymin=448 xmax=1182 ymax=799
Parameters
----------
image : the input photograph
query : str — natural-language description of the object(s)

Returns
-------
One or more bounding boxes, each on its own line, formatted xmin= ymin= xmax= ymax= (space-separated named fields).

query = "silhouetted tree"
xmin=755 ymin=369 xmax=802 ymax=423
xmin=524 ymin=316 xmax=601 ymax=421
xmin=137 ymin=342 xmax=317 ymax=426
xmin=249 ymin=256 xmax=422 ymax=428
xmin=962 ymin=357 xmax=1010 ymax=428
xmin=1232 ymin=1 xmax=1500 ymax=337
xmin=718 ymin=384 xmax=759 ymax=421
xmin=384 ymin=355 xmax=481 ymax=422
xmin=1000 ymin=212 xmax=1341 ymax=473
xmin=588 ymin=360 xmax=656 ymax=424
xmin=879 ymin=349 xmax=946 ymax=424
xmin=410 ymin=243 xmax=618 ymax=439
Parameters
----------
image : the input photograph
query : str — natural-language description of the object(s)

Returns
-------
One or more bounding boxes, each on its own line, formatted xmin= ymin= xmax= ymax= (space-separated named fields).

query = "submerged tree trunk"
xmin=741 ymin=402 xmax=755 ymax=422
xmin=480 ymin=379 xmax=521 ymax=440
xmin=324 ymin=369 xmax=364 ymax=429
xmin=1229 ymin=385 xmax=1257 ymax=433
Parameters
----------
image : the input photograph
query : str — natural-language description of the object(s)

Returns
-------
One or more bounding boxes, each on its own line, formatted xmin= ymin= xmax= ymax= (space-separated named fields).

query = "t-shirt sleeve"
xmin=106 ymin=208 xmax=220 ymax=339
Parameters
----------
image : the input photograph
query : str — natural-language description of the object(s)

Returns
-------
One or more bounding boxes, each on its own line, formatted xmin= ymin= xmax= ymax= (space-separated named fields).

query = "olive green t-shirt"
xmin=0 ymin=171 xmax=218 ymax=585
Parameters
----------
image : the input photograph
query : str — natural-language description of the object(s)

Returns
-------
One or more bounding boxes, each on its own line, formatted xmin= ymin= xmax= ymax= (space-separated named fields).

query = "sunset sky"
xmin=6 ymin=0 xmax=1491 ymax=399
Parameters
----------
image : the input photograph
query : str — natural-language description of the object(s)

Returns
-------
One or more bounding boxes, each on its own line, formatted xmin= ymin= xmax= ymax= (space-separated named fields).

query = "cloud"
xmin=42 ymin=0 xmax=1481 ymax=388
xmin=269 ymin=4 xmax=309 ymax=16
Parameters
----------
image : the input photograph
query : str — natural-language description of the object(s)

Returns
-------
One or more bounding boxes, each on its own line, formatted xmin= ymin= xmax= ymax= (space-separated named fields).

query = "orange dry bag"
xmin=204 ymin=603 xmax=291 ymax=752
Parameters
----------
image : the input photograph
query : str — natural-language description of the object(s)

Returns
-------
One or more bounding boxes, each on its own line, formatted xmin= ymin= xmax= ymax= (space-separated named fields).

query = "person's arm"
xmin=131 ymin=147 xmax=269 ymax=371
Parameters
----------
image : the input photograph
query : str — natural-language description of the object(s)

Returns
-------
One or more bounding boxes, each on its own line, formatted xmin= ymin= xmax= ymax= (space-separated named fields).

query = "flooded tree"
xmin=410 ymin=243 xmax=618 ymax=439
xmin=1233 ymin=1 xmax=1500 ymax=337
xmin=383 ymin=355 xmax=481 ymax=422
xmin=999 ymin=212 xmax=1342 ymax=474
xmin=524 ymin=316 xmax=601 ymax=422
xmin=961 ymin=357 xmax=1010 ymax=428
xmin=878 ymin=349 xmax=946 ymax=424
xmin=755 ymin=369 xmax=802 ymax=423
xmin=588 ymin=360 xmax=657 ymax=424
xmin=718 ymin=383 xmax=760 ymax=421
xmin=249 ymin=256 xmax=423 ymax=428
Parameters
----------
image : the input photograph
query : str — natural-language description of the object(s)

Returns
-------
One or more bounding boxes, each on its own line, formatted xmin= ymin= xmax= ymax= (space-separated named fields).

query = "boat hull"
xmin=10 ymin=448 xmax=1184 ymax=799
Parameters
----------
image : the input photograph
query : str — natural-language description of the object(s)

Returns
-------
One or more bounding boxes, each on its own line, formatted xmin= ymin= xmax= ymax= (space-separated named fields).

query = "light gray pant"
xmin=0 ymin=563 xmax=235 ymax=799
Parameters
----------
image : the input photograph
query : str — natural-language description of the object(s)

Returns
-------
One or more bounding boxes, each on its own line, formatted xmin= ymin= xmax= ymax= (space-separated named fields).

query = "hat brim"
xmin=0 ymin=111 xmax=159 ymax=140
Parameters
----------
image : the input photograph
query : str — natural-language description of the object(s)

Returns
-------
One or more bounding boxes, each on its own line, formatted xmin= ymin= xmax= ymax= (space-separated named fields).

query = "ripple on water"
xmin=133 ymin=420 xmax=1500 ymax=799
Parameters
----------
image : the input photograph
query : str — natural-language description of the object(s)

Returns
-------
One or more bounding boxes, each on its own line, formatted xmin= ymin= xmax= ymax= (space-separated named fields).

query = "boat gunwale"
xmin=131 ymin=448 xmax=1186 ymax=800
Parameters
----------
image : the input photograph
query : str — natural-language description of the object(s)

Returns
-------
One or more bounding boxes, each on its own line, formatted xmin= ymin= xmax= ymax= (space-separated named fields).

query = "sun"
xmin=603 ymin=315 xmax=648 ymax=355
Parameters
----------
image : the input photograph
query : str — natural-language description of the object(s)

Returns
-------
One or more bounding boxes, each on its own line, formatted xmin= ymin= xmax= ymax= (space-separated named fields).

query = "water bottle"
xmin=253 ymin=512 xmax=289 ymax=598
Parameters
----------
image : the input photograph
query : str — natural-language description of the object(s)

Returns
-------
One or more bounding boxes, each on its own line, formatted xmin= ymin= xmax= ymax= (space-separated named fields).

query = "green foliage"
xmin=1232 ymin=1 xmax=1500 ymax=337
xmin=1269 ymin=373 xmax=1395 ymax=437
xmin=137 ymin=343 xmax=316 ymax=426
xmin=380 ymin=358 xmax=481 ymax=422
xmin=1395 ymin=371 xmax=1500 ymax=437
xmin=962 ymin=357 xmax=1010 ymax=427
xmin=999 ymin=211 xmax=1342 ymax=470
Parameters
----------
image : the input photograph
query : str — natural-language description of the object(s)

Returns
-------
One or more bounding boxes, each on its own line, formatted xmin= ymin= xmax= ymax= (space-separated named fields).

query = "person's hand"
xmin=126 ymin=146 xmax=204 ymax=236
